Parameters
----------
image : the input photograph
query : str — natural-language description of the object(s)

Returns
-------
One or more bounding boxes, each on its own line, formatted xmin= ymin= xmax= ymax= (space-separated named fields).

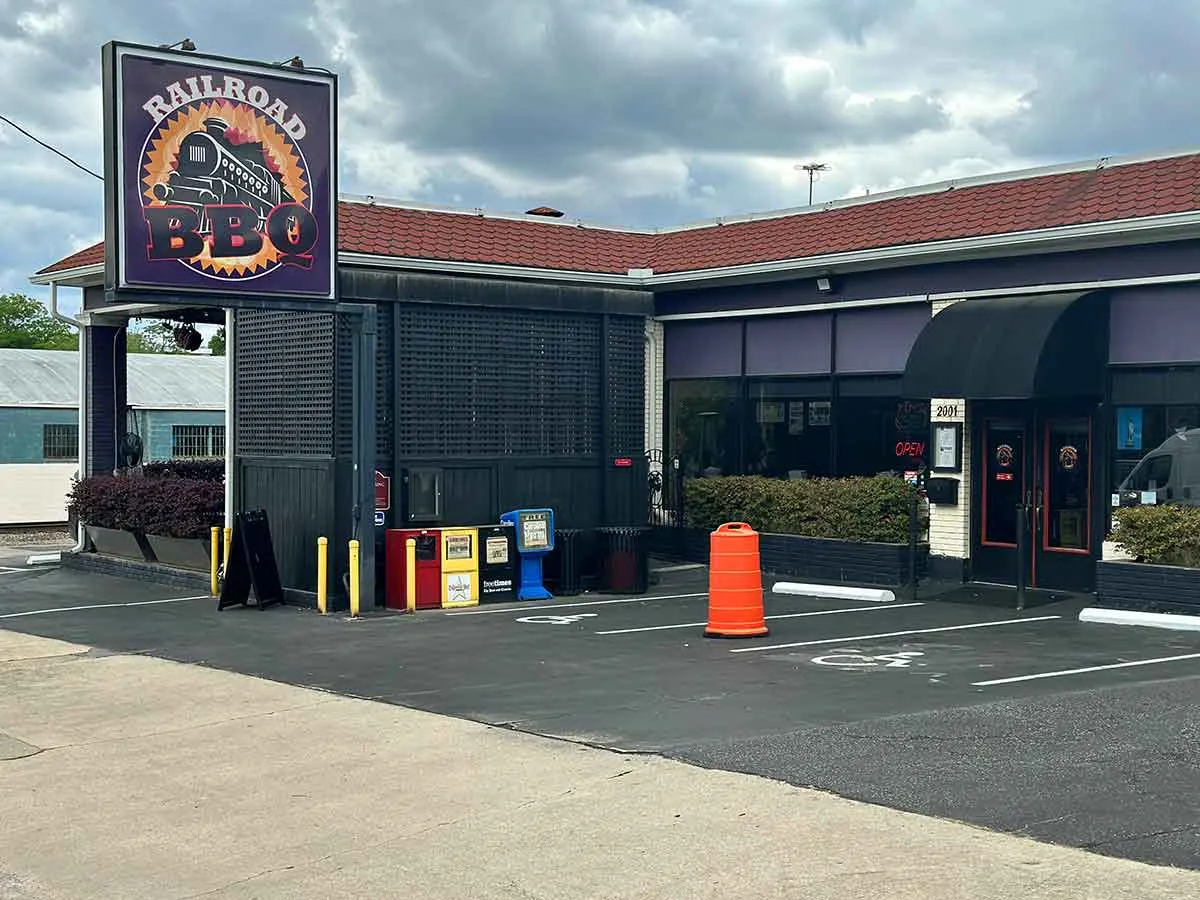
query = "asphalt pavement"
xmin=1 ymin=562 xmax=1198 ymax=870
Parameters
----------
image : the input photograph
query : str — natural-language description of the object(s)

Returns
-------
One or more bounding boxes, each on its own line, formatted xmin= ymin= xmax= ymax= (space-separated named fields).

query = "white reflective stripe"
xmin=973 ymin=652 xmax=1200 ymax=686
xmin=728 ymin=615 xmax=1062 ymax=653
xmin=595 ymin=603 xmax=925 ymax=635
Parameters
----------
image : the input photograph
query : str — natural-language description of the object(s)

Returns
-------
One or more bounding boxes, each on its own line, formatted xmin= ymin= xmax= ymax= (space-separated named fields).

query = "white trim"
xmin=655 ymin=294 xmax=929 ymax=320
xmin=927 ymin=270 xmax=1200 ymax=302
xmin=30 ymin=210 xmax=1200 ymax=291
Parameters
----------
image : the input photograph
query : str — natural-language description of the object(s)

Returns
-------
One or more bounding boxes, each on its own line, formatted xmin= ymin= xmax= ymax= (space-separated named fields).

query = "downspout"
xmin=224 ymin=308 xmax=234 ymax=530
xmin=50 ymin=281 xmax=88 ymax=555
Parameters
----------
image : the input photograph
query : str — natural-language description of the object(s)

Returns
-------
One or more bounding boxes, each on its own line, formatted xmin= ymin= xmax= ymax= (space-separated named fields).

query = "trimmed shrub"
xmin=684 ymin=475 xmax=919 ymax=544
xmin=68 ymin=475 xmax=224 ymax=539
xmin=142 ymin=458 xmax=225 ymax=482
xmin=1111 ymin=505 xmax=1200 ymax=568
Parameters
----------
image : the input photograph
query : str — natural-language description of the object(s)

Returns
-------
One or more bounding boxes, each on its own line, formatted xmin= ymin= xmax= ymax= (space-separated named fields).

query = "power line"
xmin=0 ymin=113 xmax=102 ymax=180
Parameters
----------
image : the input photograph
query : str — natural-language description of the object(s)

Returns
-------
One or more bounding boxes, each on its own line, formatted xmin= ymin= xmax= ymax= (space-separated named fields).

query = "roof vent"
xmin=526 ymin=206 xmax=564 ymax=218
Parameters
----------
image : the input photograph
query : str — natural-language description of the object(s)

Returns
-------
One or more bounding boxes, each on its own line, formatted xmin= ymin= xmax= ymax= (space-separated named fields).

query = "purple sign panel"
xmin=102 ymin=43 xmax=336 ymax=299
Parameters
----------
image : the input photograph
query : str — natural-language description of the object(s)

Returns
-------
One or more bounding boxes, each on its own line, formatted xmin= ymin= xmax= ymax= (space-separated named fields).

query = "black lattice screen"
xmin=395 ymin=305 xmax=602 ymax=457
xmin=334 ymin=313 xmax=355 ymax=458
xmin=234 ymin=309 xmax=335 ymax=456
xmin=375 ymin=304 xmax=394 ymax=465
xmin=606 ymin=315 xmax=645 ymax=454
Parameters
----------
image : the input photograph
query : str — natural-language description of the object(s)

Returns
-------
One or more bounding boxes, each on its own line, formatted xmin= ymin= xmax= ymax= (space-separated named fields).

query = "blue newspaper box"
xmin=499 ymin=508 xmax=555 ymax=601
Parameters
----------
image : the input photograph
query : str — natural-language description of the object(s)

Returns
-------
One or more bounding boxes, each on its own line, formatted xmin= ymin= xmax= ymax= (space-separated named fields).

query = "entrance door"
xmin=973 ymin=405 xmax=1096 ymax=592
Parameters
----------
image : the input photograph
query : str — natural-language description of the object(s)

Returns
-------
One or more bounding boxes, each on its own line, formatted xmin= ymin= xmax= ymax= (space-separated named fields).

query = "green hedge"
xmin=1111 ymin=505 xmax=1200 ymax=568
xmin=684 ymin=475 xmax=919 ymax=544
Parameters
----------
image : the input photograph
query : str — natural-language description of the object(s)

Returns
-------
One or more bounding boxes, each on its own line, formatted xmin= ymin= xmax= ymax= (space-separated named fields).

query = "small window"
xmin=172 ymin=425 xmax=226 ymax=458
xmin=43 ymin=423 xmax=78 ymax=461
xmin=406 ymin=468 xmax=442 ymax=522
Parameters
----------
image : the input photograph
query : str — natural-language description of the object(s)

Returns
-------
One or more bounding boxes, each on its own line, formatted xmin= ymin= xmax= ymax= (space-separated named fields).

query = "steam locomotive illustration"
xmin=151 ymin=117 xmax=295 ymax=233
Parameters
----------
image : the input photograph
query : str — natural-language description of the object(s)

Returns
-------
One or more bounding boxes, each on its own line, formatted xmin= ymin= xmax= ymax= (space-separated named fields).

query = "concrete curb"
xmin=771 ymin=581 xmax=897 ymax=603
xmin=25 ymin=552 xmax=62 ymax=567
xmin=1079 ymin=607 xmax=1200 ymax=632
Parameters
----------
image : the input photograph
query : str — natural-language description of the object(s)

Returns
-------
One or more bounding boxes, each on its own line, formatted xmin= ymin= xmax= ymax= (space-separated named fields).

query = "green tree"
xmin=0 ymin=292 xmax=78 ymax=350
xmin=126 ymin=320 xmax=184 ymax=354
xmin=208 ymin=326 xmax=226 ymax=356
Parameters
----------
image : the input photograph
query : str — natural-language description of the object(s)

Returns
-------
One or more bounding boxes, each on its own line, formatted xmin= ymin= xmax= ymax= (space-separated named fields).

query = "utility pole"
xmin=795 ymin=162 xmax=829 ymax=205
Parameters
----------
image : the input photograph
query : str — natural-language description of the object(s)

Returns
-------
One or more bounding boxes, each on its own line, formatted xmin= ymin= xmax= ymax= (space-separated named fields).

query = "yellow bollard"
xmin=223 ymin=526 xmax=232 ymax=570
xmin=405 ymin=537 xmax=417 ymax=613
xmin=210 ymin=527 xmax=220 ymax=596
xmin=317 ymin=537 xmax=328 ymax=615
xmin=349 ymin=539 xmax=361 ymax=618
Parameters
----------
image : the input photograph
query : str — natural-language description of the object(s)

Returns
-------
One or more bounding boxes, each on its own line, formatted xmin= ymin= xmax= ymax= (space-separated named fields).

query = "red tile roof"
xmin=35 ymin=151 xmax=1200 ymax=279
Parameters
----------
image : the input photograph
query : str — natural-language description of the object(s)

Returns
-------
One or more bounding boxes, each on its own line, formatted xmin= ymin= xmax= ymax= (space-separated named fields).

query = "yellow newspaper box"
xmin=441 ymin=527 xmax=480 ymax=608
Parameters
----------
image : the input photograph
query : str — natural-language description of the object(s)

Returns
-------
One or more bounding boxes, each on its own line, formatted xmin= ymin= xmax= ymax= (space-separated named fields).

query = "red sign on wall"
xmin=375 ymin=471 xmax=391 ymax=511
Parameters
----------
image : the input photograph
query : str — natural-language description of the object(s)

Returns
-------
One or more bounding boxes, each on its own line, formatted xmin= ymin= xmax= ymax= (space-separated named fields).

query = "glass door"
xmin=973 ymin=418 xmax=1028 ymax=585
xmin=1035 ymin=416 xmax=1094 ymax=591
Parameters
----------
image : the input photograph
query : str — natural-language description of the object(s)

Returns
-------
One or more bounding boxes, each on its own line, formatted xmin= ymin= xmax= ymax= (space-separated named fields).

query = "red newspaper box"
xmin=385 ymin=528 xmax=442 ymax=610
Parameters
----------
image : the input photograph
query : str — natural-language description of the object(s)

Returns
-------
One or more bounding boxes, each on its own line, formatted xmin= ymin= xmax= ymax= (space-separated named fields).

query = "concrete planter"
xmin=648 ymin=525 xmax=928 ymax=588
xmin=145 ymin=534 xmax=212 ymax=571
xmin=85 ymin=525 xmax=150 ymax=562
xmin=1096 ymin=560 xmax=1200 ymax=616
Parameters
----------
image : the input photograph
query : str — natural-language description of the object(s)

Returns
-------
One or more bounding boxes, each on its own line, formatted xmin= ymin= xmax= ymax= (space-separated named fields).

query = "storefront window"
xmin=835 ymin=398 xmax=930 ymax=476
xmin=744 ymin=379 xmax=832 ymax=478
xmin=1114 ymin=405 xmax=1200 ymax=506
xmin=666 ymin=377 xmax=926 ymax=483
xmin=668 ymin=379 xmax=740 ymax=477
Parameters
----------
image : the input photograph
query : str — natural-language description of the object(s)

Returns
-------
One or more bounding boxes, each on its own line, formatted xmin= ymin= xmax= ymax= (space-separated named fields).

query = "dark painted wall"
xmin=663 ymin=303 xmax=931 ymax=380
xmin=656 ymin=238 xmax=1200 ymax=316
xmin=84 ymin=324 xmax=126 ymax=476
xmin=339 ymin=270 xmax=651 ymax=535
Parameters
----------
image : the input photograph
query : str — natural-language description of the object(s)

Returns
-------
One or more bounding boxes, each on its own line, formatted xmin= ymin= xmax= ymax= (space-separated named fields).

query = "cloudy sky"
xmin=3 ymin=0 xmax=1200 ymax=314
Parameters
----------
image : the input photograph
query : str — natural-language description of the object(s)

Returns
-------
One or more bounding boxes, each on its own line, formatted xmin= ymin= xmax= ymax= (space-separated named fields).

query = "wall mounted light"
xmin=816 ymin=276 xmax=833 ymax=293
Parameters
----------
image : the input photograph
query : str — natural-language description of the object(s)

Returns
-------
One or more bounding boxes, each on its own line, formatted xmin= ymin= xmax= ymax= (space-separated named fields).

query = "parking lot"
xmin=2 ymin=562 xmax=1199 ymax=869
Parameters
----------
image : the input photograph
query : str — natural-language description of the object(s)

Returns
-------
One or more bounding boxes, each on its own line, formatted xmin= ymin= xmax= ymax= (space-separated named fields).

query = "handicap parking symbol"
xmin=810 ymin=648 xmax=925 ymax=670
xmin=515 ymin=613 xmax=599 ymax=625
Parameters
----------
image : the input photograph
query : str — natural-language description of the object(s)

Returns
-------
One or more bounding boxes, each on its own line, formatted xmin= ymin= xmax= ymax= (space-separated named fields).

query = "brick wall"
xmin=927 ymin=298 xmax=971 ymax=561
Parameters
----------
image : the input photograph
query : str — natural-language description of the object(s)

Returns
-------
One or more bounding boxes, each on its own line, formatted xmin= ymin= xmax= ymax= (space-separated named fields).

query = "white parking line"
xmin=972 ymin=652 xmax=1200 ymax=686
xmin=727 ymin=615 xmax=1063 ymax=653
xmin=444 ymin=592 xmax=707 ymax=617
xmin=0 ymin=567 xmax=26 ymax=574
xmin=0 ymin=596 xmax=210 ymax=620
xmin=594 ymin=602 xmax=926 ymax=635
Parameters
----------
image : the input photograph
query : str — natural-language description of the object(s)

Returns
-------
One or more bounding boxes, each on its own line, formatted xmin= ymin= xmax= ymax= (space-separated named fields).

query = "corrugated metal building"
xmin=0 ymin=348 xmax=225 ymax=525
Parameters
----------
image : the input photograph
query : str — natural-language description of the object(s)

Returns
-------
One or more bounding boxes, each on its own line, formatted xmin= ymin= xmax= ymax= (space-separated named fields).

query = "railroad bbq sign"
xmin=101 ymin=42 xmax=337 ymax=300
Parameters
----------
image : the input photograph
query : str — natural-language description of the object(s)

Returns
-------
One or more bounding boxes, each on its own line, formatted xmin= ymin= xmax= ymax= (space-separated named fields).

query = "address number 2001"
xmin=934 ymin=403 xmax=959 ymax=419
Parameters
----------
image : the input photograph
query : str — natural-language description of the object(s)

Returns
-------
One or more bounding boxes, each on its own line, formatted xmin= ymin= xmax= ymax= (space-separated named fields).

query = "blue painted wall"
xmin=0 ymin=408 xmax=79 ymax=464
xmin=0 ymin=407 xmax=224 ymax=464
xmin=136 ymin=410 xmax=225 ymax=460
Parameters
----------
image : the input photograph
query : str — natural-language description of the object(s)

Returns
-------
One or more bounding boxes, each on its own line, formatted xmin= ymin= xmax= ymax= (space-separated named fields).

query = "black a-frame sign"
xmin=218 ymin=509 xmax=285 ymax=611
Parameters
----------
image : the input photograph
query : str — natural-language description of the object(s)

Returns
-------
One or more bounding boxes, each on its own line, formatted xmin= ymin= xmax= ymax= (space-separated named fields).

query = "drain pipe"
xmin=51 ymin=281 xmax=88 ymax=556
xmin=224 ymin=307 xmax=233 ymax=530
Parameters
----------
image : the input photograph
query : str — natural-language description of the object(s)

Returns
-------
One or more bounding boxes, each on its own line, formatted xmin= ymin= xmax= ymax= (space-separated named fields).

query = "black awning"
xmin=900 ymin=290 xmax=1109 ymax=400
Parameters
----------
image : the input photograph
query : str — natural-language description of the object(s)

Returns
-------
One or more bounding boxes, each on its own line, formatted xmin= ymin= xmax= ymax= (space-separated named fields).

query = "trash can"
xmin=598 ymin=526 xmax=650 ymax=594
xmin=545 ymin=528 xmax=584 ymax=596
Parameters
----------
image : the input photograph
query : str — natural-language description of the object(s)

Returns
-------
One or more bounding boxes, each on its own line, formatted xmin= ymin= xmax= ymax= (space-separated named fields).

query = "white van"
xmin=1118 ymin=428 xmax=1200 ymax=506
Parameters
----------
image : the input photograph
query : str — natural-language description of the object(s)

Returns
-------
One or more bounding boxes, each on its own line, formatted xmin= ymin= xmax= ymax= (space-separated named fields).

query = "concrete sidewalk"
xmin=0 ymin=630 xmax=1196 ymax=900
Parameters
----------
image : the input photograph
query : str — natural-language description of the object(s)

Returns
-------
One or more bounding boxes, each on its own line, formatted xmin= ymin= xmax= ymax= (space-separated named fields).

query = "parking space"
xmin=2 ymin=565 xmax=1199 ymax=868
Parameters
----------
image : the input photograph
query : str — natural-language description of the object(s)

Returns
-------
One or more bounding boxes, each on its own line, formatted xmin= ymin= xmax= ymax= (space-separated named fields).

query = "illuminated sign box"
xmin=101 ymin=41 xmax=337 ymax=302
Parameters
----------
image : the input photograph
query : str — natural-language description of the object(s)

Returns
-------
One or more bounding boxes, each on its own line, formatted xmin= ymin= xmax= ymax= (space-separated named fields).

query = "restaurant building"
xmin=33 ymin=44 xmax=1200 ymax=599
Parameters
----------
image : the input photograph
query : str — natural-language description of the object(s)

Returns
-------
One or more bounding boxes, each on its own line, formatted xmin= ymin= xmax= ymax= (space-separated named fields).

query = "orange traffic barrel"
xmin=704 ymin=522 xmax=768 ymax=638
